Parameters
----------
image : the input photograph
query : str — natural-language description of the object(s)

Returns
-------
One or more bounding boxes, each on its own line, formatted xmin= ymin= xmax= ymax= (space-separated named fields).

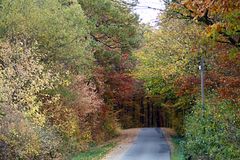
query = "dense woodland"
xmin=0 ymin=0 xmax=239 ymax=159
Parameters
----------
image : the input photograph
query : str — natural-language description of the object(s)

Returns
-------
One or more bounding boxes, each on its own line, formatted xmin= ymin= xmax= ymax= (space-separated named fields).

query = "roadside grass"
xmin=72 ymin=142 xmax=116 ymax=160
xmin=171 ymin=137 xmax=185 ymax=160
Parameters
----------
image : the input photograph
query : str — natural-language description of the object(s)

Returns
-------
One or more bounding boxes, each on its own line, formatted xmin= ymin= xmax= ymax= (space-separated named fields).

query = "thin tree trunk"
xmin=140 ymin=97 xmax=144 ymax=126
xmin=151 ymin=102 xmax=154 ymax=127
xmin=157 ymin=107 xmax=160 ymax=127
xmin=147 ymin=99 xmax=150 ymax=127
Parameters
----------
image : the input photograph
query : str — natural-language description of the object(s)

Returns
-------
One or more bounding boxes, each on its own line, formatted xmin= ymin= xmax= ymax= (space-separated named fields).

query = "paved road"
xmin=120 ymin=128 xmax=170 ymax=160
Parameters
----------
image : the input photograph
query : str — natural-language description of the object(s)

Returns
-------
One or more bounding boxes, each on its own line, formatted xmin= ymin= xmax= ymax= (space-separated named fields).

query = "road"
xmin=105 ymin=128 xmax=170 ymax=160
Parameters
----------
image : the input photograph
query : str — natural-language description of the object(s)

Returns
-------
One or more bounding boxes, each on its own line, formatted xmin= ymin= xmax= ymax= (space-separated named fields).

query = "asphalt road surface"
xmin=119 ymin=128 xmax=170 ymax=160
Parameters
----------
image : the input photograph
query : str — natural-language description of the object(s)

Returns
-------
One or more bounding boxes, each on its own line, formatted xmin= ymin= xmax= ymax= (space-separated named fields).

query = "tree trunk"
xmin=147 ymin=100 xmax=150 ymax=127
xmin=151 ymin=102 xmax=154 ymax=127
xmin=140 ymin=97 xmax=144 ymax=126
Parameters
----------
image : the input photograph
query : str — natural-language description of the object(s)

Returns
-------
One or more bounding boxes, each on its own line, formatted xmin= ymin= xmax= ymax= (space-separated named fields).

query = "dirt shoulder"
xmin=102 ymin=128 xmax=140 ymax=160
xmin=161 ymin=128 xmax=177 ymax=155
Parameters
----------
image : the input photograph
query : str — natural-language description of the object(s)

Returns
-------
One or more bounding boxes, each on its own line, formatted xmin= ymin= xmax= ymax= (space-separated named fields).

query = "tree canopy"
xmin=0 ymin=0 xmax=239 ymax=159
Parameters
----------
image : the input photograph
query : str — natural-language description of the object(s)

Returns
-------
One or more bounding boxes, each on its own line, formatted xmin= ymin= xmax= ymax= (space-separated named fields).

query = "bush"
xmin=0 ymin=42 xmax=63 ymax=159
xmin=183 ymin=100 xmax=240 ymax=160
xmin=0 ymin=42 xmax=119 ymax=159
xmin=0 ymin=110 xmax=62 ymax=159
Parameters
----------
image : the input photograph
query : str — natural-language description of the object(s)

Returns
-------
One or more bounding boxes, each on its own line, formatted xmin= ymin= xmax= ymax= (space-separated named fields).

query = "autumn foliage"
xmin=0 ymin=0 xmax=239 ymax=159
xmin=0 ymin=0 xmax=142 ymax=159
xmin=133 ymin=0 xmax=239 ymax=159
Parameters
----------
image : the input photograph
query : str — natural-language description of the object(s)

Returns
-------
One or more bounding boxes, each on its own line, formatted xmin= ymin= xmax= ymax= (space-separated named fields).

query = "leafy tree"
xmin=161 ymin=0 xmax=240 ymax=158
xmin=0 ymin=0 xmax=127 ymax=158
xmin=184 ymin=100 xmax=240 ymax=159
xmin=133 ymin=16 xmax=204 ymax=133
xmin=78 ymin=0 xmax=144 ymax=127
xmin=0 ymin=0 xmax=93 ymax=73
xmin=170 ymin=0 xmax=240 ymax=49
xmin=167 ymin=0 xmax=240 ymax=103
xmin=0 ymin=42 xmax=62 ymax=159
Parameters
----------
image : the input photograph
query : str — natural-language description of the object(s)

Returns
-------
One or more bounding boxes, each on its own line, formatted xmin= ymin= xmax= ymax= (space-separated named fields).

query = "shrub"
xmin=0 ymin=42 xmax=62 ymax=159
xmin=183 ymin=100 xmax=240 ymax=160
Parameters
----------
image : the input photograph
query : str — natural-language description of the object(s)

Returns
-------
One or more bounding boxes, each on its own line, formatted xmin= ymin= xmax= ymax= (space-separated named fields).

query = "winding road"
xmin=105 ymin=128 xmax=170 ymax=160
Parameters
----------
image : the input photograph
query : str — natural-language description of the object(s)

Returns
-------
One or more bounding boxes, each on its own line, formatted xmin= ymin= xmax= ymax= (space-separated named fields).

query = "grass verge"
xmin=171 ymin=137 xmax=184 ymax=160
xmin=72 ymin=142 xmax=116 ymax=160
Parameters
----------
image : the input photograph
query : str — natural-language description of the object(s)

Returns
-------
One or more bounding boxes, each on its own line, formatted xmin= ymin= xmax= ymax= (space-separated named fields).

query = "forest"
xmin=0 ymin=0 xmax=239 ymax=159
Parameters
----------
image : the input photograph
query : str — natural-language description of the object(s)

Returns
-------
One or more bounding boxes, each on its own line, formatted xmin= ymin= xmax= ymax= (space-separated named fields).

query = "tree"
xmin=0 ymin=0 xmax=125 ymax=158
xmin=170 ymin=0 xmax=240 ymax=48
xmin=78 ymin=0 xmax=144 ymax=127
xmin=0 ymin=0 xmax=93 ymax=74
xmin=0 ymin=42 xmax=61 ymax=159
